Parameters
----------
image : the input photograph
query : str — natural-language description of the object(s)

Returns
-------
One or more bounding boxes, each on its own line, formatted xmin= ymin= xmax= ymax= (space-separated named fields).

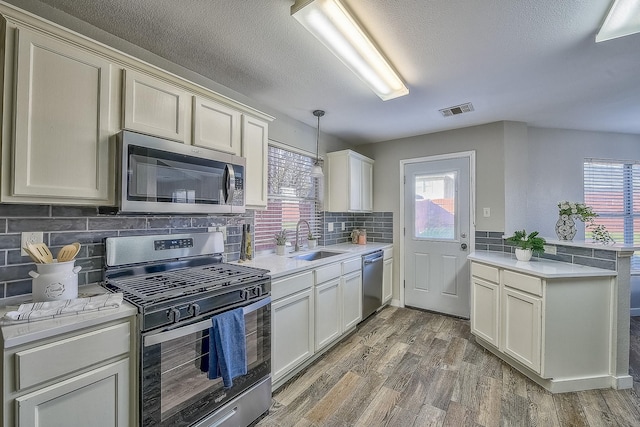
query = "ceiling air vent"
xmin=439 ymin=102 xmax=474 ymax=117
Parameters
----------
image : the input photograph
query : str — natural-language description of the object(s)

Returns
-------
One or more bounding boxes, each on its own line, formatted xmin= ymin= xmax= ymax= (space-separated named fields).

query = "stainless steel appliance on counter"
xmin=117 ymin=130 xmax=245 ymax=214
xmin=103 ymin=232 xmax=271 ymax=427
xmin=362 ymin=250 xmax=384 ymax=319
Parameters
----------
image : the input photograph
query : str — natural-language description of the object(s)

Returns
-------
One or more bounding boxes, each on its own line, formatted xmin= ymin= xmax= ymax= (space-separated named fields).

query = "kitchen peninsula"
xmin=469 ymin=247 xmax=632 ymax=393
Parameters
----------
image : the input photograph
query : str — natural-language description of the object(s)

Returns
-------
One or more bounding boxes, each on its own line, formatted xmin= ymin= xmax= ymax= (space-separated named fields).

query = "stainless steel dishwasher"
xmin=362 ymin=250 xmax=384 ymax=319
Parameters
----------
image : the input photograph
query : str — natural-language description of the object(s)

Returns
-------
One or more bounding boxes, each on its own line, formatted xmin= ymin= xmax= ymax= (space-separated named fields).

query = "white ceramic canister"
xmin=29 ymin=260 xmax=82 ymax=302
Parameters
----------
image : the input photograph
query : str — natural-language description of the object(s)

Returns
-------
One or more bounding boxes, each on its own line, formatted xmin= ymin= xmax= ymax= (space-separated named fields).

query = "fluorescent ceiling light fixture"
xmin=291 ymin=0 xmax=408 ymax=100
xmin=596 ymin=0 xmax=640 ymax=42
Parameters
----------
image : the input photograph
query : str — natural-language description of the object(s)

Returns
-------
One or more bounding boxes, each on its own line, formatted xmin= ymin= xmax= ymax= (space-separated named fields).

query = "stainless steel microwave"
xmin=117 ymin=131 xmax=245 ymax=214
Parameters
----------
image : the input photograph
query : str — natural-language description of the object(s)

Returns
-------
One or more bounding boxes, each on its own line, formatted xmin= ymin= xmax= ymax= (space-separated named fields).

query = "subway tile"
xmin=0 ymin=219 xmax=6 ymax=233
xmin=52 ymin=206 xmax=100 ymax=217
xmin=6 ymin=249 xmax=34 ymax=265
xmin=88 ymin=217 xmax=147 ymax=230
xmin=0 ymin=234 xmax=21 ymax=250
xmin=0 ymin=285 xmax=5 ymax=298
xmin=557 ymin=246 xmax=593 ymax=257
xmin=50 ymin=230 xmax=117 ymax=245
xmin=593 ymin=249 xmax=617 ymax=260
xmin=0 ymin=204 xmax=49 ymax=217
xmin=1 ymin=264 xmax=34 ymax=281
xmin=8 ymin=218 xmax=87 ymax=232
xmin=487 ymin=232 xmax=504 ymax=239
xmin=148 ymin=217 xmax=192 ymax=229
xmin=118 ymin=229 xmax=169 ymax=237
xmin=87 ymin=270 xmax=104 ymax=284
xmin=539 ymin=253 xmax=573 ymax=263
xmin=573 ymin=256 xmax=616 ymax=271
xmin=475 ymin=243 xmax=488 ymax=251
xmin=6 ymin=279 xmax=31 ymax=297
xmin=476 ymin=237 xmax=502 ymax=245
xmin=475 ymin=231 xmax=489 ymax=238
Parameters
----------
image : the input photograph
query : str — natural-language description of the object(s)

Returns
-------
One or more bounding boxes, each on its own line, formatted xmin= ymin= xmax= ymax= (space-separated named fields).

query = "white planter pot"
xmin=308 ymin=240 xmax=317 ymax=249
xmin=275 ymin=245 xmax=286 ymax=256
xmin=515 ymin=248 xmax=533 ymax=262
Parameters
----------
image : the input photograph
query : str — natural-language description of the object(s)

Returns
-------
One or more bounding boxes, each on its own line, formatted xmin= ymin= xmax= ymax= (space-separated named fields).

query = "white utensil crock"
xmin=29 ymin=260 xmax=82 ymax=302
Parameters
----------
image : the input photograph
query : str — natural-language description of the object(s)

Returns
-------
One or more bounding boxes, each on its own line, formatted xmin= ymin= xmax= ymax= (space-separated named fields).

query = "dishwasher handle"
xmin=363 ymin=256 xmax=383 ymax=265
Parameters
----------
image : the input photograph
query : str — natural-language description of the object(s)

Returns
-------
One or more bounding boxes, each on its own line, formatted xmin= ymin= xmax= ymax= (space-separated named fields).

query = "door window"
xmin=414 ymin=171 xmax=457 ymax=240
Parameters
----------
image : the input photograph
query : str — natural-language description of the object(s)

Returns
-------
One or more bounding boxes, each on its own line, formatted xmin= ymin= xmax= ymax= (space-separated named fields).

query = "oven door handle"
xmin=143 ymin=296 xmax=271 ymax=347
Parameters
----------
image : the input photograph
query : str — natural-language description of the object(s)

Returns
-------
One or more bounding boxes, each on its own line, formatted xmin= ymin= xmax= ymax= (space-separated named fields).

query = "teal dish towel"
xmin=208 ymin=308 xmax=247 ymax=388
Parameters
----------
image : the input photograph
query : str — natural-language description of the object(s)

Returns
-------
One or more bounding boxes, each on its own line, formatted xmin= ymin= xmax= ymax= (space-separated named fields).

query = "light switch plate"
xmin=543 ymin=244 xmax=557 ymax=255
xmin=328 ymin=223 xmax=334 ymax=232
xmin=341 ymin=222 xmax=345 ymax=231
xmin=483 ymin=207 xmax=491 ymax=217
xmin=21 ymin=232 xmax=43 ymax=256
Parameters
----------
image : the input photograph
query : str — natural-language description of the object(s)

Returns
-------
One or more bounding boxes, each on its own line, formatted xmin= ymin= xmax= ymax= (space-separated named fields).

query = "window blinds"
xmin=254 ymin=144 xmax=323 ymax=252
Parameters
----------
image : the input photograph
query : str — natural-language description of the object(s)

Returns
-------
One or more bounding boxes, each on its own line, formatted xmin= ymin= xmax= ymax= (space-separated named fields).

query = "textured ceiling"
xmin=25 ymin=0 xmax=640 ymax=144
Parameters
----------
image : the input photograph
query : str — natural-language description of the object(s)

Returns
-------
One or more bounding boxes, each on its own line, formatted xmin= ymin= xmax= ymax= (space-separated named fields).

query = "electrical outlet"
xmin=543 ymin=244 xmax=557 ymax=255
xmin=328 ymin=223 xmax=334 ymax=232
xmin=341 ymin=222 xmax=346 ymax=231
xmin=21 ymin=232 xmax=43 ymax=256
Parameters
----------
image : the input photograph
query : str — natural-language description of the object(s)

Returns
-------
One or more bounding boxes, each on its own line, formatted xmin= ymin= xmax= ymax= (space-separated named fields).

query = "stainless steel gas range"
xmin=103 ymin=232 xmax=271 ymax=427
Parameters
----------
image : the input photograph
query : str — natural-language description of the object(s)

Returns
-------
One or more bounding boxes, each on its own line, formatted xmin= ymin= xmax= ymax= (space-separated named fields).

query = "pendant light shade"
xmin=311 ymin=110 xmax=325 ymax=178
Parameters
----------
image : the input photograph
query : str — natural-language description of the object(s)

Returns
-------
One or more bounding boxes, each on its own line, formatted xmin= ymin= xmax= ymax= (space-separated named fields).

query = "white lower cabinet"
xmin=2 ymin=318 xmax=134 ymax=426
xmin=382 ymin=248 xmax=393 ymax=304
xmin=315 ymin=277 xmax=342 ymax=351
xmin=470 ymin=258 xmax=615 ymax=392
xmin=16 ymin=359 xmax=129 ymax=427
xmin=271 ymin=271 xmax=314 ymax=385
xmin=501 ymin=286 xmax=541 ymax=373
xmin=342 ymin=271 xmax=362 ymax=331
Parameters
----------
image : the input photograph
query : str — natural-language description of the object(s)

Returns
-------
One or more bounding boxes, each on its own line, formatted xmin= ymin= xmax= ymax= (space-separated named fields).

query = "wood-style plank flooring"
xmin=257 ymin=307 xmax=640 ymax=427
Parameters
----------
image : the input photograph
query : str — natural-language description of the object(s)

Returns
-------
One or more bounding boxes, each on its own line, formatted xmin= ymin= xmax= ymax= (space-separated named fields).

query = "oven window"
xmin=128 ymin=145 xmax=225 ymax=205
xmin=142 ymin=304 xmax=271 ymax=426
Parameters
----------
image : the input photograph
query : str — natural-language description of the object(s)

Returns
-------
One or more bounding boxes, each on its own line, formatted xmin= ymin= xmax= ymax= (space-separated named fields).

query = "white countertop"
xmin=0 ymin=284 xmax=137 ymax=349
xmin=468 ymin=251 xmax=617 ymax=279
xmin=235 ymin=242 xmax=392 ymax=278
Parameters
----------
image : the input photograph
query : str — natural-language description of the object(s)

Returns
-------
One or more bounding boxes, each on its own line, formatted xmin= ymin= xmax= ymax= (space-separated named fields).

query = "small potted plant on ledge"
xmin=275 ymin=229 xmax=288 ymax=255
xmin=307 ymin=232 xmax=318 ymax=249
xmin=506 ymin=230 xmax=545 ymax=262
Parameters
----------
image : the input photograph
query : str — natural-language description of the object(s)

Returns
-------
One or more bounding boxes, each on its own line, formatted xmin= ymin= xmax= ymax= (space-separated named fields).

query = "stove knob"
xmin=167 ymin=308 xmax=181 ymax=323
xmin=241 ymin=289 xmax=250 ymax=300
xmin=189 ymin=303 xmax=201 ymax=317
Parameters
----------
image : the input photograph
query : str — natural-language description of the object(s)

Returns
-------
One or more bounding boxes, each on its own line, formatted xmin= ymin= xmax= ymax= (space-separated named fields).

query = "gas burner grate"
xmin=107 ymin=263 xmax=267 ymax=304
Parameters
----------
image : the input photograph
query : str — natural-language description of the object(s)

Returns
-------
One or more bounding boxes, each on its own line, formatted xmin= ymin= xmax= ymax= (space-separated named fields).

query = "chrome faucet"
xmin=294 ymin=219 xmax=311 ymax=252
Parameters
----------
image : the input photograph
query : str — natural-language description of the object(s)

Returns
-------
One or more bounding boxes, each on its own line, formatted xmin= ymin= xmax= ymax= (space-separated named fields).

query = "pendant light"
xmin=311 ymin=109 xmax=325 ymax=177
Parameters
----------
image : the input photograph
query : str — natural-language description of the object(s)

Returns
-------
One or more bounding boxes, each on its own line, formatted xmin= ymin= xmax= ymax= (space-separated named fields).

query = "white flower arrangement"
xmin=557 ymin=201 xmax=597 ymax=222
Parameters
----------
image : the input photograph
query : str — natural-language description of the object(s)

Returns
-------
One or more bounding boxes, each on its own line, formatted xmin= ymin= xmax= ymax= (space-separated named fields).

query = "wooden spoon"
xmin=23 ymin=246 xmax=43 ymax=263
xmin=28 ymin=242 xmax=53 ymax=263
xmin=58 ymin=242 xmax=81 ymax=262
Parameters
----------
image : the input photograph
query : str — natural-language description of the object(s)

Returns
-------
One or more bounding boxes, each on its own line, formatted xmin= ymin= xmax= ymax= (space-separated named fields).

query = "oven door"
xmin=140 ymin=297 xmax=271 ymax=427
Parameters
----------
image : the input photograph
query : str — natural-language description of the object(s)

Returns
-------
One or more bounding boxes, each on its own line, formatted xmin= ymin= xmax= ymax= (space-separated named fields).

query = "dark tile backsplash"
xmin=0 ymin=204 xmax=394 ymax=300
xmin=322 ymin=211 xmax=393 ymax=245
xmin=475 ymin=230 xmax=618 ymax=271
xmin=0 ymin=204 xmax=254 ymax=300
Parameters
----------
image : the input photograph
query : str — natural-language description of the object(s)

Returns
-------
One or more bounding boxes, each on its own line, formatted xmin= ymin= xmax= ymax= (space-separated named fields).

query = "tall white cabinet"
xmin=326 ymin=150 xmax=374 ymax=212
xmin=241 ymin=115 xmax=269 ymax=209
xmin=2 ymin=24 xmax=116 ymax=205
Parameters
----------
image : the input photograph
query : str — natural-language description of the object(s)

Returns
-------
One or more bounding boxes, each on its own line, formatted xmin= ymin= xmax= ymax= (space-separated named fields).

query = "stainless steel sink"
xmin=290 ymin=250 xmax=344 ymax=261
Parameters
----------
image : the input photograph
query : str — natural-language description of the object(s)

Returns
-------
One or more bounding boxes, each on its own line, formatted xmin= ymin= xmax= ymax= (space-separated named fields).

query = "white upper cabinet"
xmin=326 ymin=150 xmax=374 ymax=212
xmin=123 ymin=69 xmax=188 ymax=142
xmin=241 ymin=115 xmax=269 ymax=209
xmin=192 ymin=96 xmax=241 ymax=155
xmin=3 ymin=25 xmax=115 ymax=204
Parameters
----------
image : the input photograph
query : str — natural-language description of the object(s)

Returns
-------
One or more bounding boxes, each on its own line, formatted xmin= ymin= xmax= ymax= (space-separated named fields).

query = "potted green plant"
xmin=506 ymin=230 xmax=545 ymax=261
xmin=274 ymin=229 xmax=288 ymax=255
xmin=307 ymin=232 xmax=318 ymax=249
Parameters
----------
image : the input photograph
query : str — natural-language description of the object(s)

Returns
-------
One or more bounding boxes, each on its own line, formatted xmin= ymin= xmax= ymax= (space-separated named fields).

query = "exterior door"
xmin=403 ymin=155 xmax=472 ymax=317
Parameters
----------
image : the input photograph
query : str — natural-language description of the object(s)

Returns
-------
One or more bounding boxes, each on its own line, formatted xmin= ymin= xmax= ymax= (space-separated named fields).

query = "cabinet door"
xmin=383 ymin=257 xmax=393 ymax=304
xmin=272 ymin=288 xmax=314 ymax=383
xmin=192 ymin=96 xmax=241 ymax=154
xmin=123 ymin=69 xmax=188 ymax=141
xmin=15 ymin=359 xmax=129 ymax=427
xmin=11 ymin=27 xmax=113 ymax=203
xmin=361 ymin=159 xmax=373 ymax=211
xmin=241 ymin=115 xmax=269 ymax=208
xmin=349 ymin=155 xmax=362 ymax=211
xmin=501 ymin=287 xmax=542 ymax=373
xmin=315 ymin=278 xmax=342 ymax=351
xmin=471 ymin=277 xmax=500 ymax=347
xmin=342 ymin=271 xmax=362 ymax=331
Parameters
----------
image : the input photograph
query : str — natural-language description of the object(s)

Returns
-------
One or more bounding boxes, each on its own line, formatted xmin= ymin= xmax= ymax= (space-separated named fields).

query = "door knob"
xmin=461 ymin=243 xmax=468 ymax=250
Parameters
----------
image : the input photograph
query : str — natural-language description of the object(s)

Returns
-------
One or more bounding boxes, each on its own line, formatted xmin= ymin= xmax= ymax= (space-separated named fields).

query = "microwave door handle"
xmin=224 ymin=164 xmax=235 ymax=204
xmin=143 ymin=296 xmax=271 ymax=347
